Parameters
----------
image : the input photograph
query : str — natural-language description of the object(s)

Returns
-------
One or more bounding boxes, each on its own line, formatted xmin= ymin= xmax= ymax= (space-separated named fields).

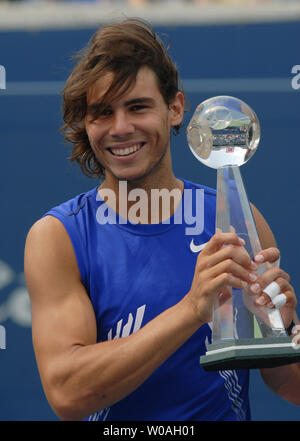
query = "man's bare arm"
xmin=25 ymin=216 xmax=255 ymax=420
xmin=25 ymin=216 xmax=203 ymax=420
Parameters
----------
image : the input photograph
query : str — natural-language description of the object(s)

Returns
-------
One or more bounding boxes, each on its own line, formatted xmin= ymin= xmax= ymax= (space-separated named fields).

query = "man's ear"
xmin=169 ymin=91 xmax=185 ymax=127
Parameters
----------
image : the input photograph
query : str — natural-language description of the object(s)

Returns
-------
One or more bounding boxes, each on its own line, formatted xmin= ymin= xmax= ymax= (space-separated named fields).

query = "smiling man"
xmin=24 ymin=18 xmax=300 ymax=421
xmin=85 ymin=66 xmax=184 ymax=197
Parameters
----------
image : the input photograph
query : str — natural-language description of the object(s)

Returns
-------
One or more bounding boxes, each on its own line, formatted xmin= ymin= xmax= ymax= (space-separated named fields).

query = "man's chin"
xmin=104 ymin=151 xmax=167 ymax=186
xmin=118 ymin=174 xmax=148 ymax=185
xmin=106 ymin=167 xmax=150 ymax=185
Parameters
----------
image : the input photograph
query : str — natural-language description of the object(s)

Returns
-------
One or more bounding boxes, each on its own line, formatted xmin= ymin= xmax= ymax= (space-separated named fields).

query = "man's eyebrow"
xmin=86 ymin=97 xmax=155 ymax=114
xmin=86 ymin=102 xmax=104 ymax=114
xmin=124 ymin=97 xmax=155 ymax=106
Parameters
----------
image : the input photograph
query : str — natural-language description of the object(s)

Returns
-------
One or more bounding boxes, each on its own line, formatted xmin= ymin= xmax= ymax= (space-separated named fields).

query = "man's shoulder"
xmin=27 ymin=186 xmax=98 ymax=245
xmin=43 ymin=186 xmax=98 ymax=219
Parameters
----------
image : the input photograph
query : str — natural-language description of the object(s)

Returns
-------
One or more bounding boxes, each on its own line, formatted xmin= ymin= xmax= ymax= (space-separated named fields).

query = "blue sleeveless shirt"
xmin=44 ymin=178 xmax=251 ymax=421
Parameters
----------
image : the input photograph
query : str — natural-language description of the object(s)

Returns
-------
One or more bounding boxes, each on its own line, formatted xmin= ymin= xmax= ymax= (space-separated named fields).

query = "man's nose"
xmin=109 ymin=110 xmax=135 ymax=137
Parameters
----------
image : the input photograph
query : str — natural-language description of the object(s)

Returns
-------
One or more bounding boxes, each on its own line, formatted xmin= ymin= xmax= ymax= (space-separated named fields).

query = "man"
xmin=24 ymin=18 xmax=300 ymax=421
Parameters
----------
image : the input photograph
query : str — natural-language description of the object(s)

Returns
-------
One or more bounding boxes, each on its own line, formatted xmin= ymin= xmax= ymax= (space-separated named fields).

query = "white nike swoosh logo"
xmin=190 ymin=239 xmax=208 ymax=253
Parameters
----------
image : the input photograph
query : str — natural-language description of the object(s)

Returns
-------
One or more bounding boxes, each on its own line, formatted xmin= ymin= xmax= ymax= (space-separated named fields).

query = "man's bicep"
xmin=24 ymin=216 xmax=97 ymax=385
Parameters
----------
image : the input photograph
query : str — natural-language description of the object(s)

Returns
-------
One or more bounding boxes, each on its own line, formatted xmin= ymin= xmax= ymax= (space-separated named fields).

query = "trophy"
xmin=187 ymin=96 xmax=300 ymax=370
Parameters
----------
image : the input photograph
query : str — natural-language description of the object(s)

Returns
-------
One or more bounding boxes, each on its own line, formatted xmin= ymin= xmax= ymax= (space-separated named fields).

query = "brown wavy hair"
xmin=61 ymin=18 xmax=185 ymax=179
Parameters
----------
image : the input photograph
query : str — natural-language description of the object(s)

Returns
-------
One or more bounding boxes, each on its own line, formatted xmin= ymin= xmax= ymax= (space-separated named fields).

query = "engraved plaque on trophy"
xmin=187 ymin=96 xmax=300 ymax=370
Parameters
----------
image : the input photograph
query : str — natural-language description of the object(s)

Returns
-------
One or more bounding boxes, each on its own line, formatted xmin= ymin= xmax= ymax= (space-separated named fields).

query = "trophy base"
xmin=200 ymin=337 xmax=300 ymax=371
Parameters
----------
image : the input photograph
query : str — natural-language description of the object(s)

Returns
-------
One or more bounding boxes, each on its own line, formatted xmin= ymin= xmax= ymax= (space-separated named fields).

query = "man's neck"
xmin=98 ymin=173 xmax=184 ymax=224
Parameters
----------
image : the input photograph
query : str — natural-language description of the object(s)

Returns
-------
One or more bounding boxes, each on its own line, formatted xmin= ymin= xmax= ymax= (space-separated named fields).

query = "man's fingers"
xmin=207 ymin=259 xmax=257 ymax=286
xmin=248 ymin=266 xmax=290 ymax=296
xmin=272 ymin=294 xmax=287 ymax=309
xmin=211 ymin=272 xmax=248 ymax=292
xmin=260 ymin=281 xmax=287 ymax=308
xmin=254 ymin=277 xmax=296 ymax=309
xmin=201 ymin=243 xmax=256 ymax=272
xmin=201 ymin=232 xmax=245 ymax=255
xmin=254 ymin=247 xmax=280 ymax=265
xmin=263 ymin=281 xmax=281 ymax=300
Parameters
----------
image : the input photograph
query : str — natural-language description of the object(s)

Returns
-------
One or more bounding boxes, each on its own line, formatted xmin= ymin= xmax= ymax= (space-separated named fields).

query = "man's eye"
xmin=87 ymin=108 xmax=112 ymax=122
xmin=131 ymin=105 xmax=146 ymax=112
xmin=101 ymin=108 xmax=113 ymax=116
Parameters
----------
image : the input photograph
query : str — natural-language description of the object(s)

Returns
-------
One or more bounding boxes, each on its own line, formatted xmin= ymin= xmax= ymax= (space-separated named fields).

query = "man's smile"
xmin=107 ymin=142 xmax=146 ymax=158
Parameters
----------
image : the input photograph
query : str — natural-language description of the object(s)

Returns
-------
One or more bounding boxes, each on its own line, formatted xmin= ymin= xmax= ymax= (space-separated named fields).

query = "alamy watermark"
xmin=96 ymin=181 xmax=204 ymax=235
xmin=0 ymin=65 xmax=6 ymax=90
xmin=291 ymin=65 xmax=300 ymax=90
xmin=0 ymin=325 xmax=6 ymax=349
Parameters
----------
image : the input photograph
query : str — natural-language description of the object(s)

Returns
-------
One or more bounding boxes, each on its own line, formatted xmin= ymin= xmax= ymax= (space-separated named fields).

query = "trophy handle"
xmin=212 ymin=166 xmax=286 ymax=344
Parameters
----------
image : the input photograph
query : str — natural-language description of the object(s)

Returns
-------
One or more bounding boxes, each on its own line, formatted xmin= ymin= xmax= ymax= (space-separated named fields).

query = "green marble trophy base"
xmin=200 ymin=337 xmax=300 ymax=371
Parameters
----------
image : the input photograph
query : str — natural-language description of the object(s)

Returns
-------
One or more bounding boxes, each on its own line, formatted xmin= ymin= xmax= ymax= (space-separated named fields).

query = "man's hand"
xmin=187 ymin=234 xmax=297 ymax=330
xmin=247 ymin=247 xmax=297 ymax=328
xmin=187 ymin=232 xmax=258 ymax=324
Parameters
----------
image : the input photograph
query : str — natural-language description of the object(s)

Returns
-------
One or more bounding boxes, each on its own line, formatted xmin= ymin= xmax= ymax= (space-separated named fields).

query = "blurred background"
xmin=0 ymin=0 xmax=300 ymax=421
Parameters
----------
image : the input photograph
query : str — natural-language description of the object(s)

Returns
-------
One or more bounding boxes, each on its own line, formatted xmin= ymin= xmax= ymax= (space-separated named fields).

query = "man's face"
xmin=85 ymin=66 xmax=184 ymax=184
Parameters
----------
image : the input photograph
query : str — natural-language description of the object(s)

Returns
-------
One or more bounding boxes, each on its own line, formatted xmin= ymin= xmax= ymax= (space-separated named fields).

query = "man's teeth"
xmin=110 ymin=144 xmax=142 ymax=156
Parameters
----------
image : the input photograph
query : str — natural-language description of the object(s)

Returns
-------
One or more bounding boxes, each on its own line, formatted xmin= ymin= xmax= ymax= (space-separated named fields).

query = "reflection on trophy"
xmin=187 ymin=96 xmax=300 ymax=370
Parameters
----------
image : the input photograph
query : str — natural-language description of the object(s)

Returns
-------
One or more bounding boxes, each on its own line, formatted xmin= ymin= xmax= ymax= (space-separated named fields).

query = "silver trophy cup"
xmin=187 ymin=96 xmax=300 ymax=370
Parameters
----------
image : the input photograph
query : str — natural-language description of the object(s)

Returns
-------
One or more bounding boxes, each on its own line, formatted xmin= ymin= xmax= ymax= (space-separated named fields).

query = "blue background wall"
xmin=0 ymin=20 xmax=299 ymax=420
